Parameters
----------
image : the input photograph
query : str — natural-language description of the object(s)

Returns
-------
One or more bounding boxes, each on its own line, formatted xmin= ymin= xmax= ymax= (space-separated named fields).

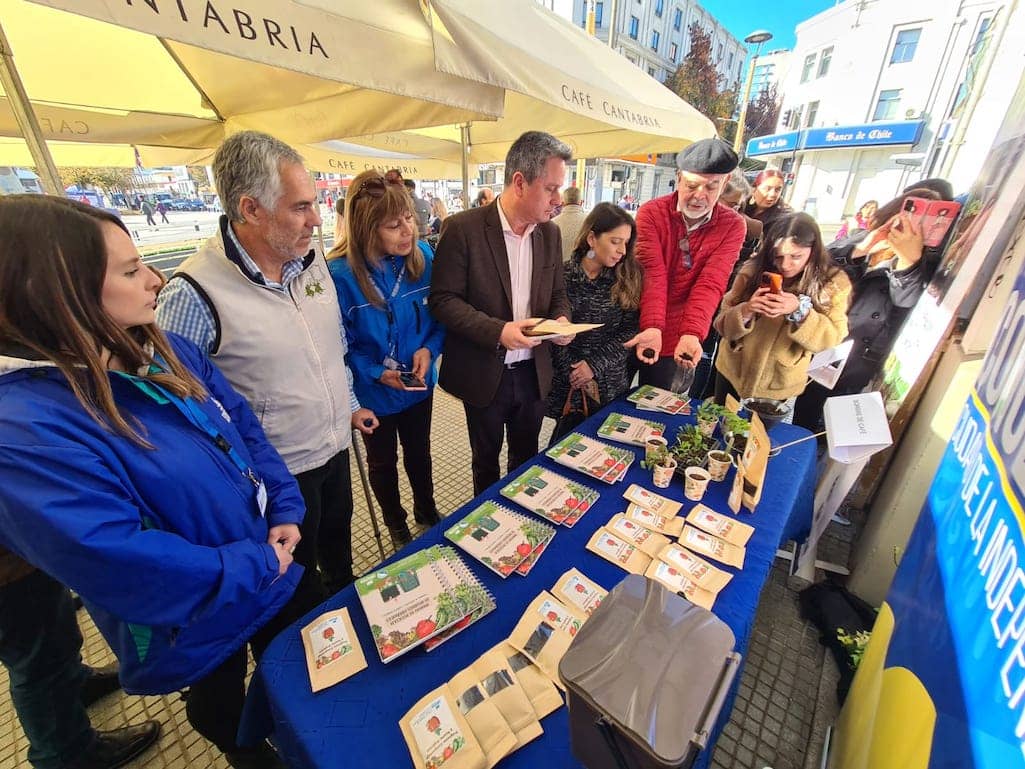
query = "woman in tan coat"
xmin=713 ymin=212 xmax=851 ymax=404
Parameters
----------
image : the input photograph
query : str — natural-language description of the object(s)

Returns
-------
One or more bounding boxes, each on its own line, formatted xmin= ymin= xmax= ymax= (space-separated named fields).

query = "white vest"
xmin=174 ymin=235 xmax=351 ymax=474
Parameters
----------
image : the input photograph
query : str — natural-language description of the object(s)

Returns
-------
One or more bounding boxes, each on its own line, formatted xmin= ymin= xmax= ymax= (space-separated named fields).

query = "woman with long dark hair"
xmin=547 ymin=202 xmax=642 ymax=441
xmin=328 ymin=170 xmax=445 ymax=548
xmin=0 ymin=195 xmax=309 ymax=768
xmin=713 ymin=212 xmax=851 ymax=405
xmin=743 ymin=169 xmax=792 ymax=231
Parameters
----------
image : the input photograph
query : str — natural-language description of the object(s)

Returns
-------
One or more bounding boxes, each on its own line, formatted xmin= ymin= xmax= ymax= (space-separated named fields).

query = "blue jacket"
xmin=329 ymin=242 xmax=445 ymax=416
xmin=0 ymin=334 xmax=303 ymax=694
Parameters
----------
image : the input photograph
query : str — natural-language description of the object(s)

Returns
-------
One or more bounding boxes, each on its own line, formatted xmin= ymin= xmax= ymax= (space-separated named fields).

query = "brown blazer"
xmin=429 ymin=201 xmax=571 ymax=408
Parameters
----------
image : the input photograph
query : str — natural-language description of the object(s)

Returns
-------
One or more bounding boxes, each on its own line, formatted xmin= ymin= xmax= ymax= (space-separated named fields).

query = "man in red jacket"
xmin=626 ymin=138 xmax=746 ymax=389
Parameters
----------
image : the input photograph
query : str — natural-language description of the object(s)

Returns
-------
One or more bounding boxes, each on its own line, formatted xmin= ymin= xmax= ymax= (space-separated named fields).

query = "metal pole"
xmin=733 ymin=43 xmax=762 ymax=155
xmin=0 ymin=19 xmax=62 ymax=195
xmin=460 ymin=123 xmax=471 ymax=211
xmin=351 ymin=435 xmax=386 ymax=562
xmin=606 ymin=0 xmax=618 ymax=49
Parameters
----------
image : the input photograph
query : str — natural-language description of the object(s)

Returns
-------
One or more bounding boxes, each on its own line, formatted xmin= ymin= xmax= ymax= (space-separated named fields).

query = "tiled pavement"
xmin=0 ymin=390 xmax=858 ymax=769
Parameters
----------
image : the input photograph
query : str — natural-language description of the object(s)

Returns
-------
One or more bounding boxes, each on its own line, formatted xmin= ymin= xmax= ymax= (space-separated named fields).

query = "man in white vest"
xmin=157 ymin=131 xmax=378 ymax=606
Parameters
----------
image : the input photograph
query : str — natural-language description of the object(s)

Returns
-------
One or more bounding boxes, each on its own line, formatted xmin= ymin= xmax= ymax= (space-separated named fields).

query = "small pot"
xmin=696 ymin=415 xmax=717 ymax=438
xmin=684 ymin=466 xmax=711 ymax=501
xmin=706 ymin=450 xmax=732 ymax=482
xmin=644 ymin=436 xmax=668 ymax=465
xmin=652 ymin=459 xmax=677 ymax=489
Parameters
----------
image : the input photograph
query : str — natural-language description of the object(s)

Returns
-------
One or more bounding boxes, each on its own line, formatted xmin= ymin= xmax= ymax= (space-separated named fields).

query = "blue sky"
xmin=698 ymin=0 xmax=837 ymax=50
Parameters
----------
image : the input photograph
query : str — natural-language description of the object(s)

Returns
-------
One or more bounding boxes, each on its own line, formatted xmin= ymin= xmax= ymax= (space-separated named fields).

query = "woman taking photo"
xmin=0 ymin=195 xmax=310 ymax=768
xmin=328 ymin=170 xmax=444 ymax=549
xmin=547 ymin=203 xmax=642 ymax=441
xmin=713 ymin=212 xmax=851 ymax=406
xmin=743 ymin=169 xmax=792 ymax=231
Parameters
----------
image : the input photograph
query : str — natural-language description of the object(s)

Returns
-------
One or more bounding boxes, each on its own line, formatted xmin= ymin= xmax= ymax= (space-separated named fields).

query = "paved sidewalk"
xmin=0 ymin=390 xmax=850 ymax=769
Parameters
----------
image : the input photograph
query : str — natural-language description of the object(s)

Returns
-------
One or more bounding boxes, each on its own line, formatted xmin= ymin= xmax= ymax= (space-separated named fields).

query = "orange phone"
xmin=760 ymin=271 xmax=783 ymax=294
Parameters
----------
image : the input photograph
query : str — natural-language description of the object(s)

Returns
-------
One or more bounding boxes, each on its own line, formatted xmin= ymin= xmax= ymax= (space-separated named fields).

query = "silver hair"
xmin=504 ymin=131 xmax=572 ymax=186
xmin=722 ymin=169 xmax=752 ymax=199
xmin=213 ymin=131 xmax=304 ymax=222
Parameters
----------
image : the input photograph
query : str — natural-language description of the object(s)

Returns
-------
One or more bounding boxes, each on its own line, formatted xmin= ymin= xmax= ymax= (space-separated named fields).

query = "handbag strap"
xmin=561 ymin=383 xmax=591 ymax=418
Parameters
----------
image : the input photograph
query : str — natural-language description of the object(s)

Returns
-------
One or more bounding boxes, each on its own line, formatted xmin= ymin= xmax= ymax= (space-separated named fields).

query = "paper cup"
xmin=644 ymin=436 xmax=668 ymax=464
xmin=652 ymin=460 xmax=676 ymax=489
xmin=706 ymin=450 xmax=731 ymax=482
xmin=697 ymin=416 xmax=717 ymax=438
xmin=684 ymin=467 xmax=711 ymax=501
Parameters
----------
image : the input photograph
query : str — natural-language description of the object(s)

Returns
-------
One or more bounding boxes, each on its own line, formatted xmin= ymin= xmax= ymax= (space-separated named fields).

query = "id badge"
xmin=256 ymin=480 xmax=268 ymax=518
xmin=383 ymin=356 xmax=400 ymax=371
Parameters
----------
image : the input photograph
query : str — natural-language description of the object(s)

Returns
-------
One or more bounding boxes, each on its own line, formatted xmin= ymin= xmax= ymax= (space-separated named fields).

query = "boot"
xmin=65 ymin=721 xmax=160 ymax=769
xmin=80 ymin=662 xmax=121 ymax=708
xmin=388 ymin=525 xmax=413 ymax=549
xmin=413 ymin=508 xmax=441 ymax=527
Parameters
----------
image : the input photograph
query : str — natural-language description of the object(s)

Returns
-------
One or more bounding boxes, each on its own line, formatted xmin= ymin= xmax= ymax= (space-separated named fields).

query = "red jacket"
xmin=636 ymin=193 xmax=746 ymax=357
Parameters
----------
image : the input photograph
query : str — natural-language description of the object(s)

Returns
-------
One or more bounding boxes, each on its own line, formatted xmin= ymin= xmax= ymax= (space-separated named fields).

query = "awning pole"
xmin=0 ymin=19 xmax=62 ymax=195
xmin=460 ymin=123 xmax=471 ymax=211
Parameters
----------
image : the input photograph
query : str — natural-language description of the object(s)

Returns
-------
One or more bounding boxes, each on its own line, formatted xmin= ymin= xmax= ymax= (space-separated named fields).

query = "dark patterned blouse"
xmin=546 ymin=257 xmax=640 ymax=418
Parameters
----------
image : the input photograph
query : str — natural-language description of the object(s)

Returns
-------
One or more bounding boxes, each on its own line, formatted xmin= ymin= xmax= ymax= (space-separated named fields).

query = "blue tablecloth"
xmin=240 ymin=396 xmax=816 ymax=769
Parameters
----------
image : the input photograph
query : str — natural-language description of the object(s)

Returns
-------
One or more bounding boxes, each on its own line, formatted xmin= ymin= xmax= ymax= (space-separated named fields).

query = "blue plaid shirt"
xmin=156 ymin=222 xmax=362 ymax=413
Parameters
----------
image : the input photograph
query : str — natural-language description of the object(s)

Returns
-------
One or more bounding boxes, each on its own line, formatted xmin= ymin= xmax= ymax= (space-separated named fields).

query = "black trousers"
xmin=293 ymin=449 xmax=355 ymax=598
xmin=464 ymin=362 xmax=545 ymax=496
xmin=362 ymin=395 xmax=438 ymax=531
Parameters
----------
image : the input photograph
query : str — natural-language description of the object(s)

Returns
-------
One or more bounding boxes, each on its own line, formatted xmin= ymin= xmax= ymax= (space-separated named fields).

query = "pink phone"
xmin=903 ymin=197 xmax=961 ymax=247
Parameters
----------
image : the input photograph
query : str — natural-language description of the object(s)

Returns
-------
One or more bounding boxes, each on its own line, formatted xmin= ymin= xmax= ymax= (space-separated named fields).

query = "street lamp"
xmin=733 ymin=30 xmax=774 ymax=156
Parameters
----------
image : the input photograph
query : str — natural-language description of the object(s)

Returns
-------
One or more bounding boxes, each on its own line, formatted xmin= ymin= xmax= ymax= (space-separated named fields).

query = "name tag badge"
xmin=256 ymin=480 xmax=268 ymax=518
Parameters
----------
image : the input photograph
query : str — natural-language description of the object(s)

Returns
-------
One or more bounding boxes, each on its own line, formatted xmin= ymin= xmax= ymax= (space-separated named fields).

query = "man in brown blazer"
xmin=430 ymin=131 xmax=574 ymax=495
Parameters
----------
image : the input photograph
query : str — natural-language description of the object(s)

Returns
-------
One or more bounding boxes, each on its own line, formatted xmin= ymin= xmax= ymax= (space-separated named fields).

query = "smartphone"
xmin=760 ymin=271 xmax=783 ymax=294
xmin=398 ymin=372 xmax=427 ymax=391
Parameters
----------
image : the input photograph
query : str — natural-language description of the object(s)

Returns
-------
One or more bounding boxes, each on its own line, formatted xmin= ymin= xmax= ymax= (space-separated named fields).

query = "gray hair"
xmin=504 ymin=131 xmax=572 ymax=186
xmin=722 ymin=169 xmax=751 ymax=199
xmin=213 ymin=131 xmax=304 ymax=222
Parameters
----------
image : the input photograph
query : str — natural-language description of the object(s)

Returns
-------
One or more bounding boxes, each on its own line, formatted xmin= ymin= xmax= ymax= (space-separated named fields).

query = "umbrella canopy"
xmin=2 ymin=0 xmax=504 ymax=150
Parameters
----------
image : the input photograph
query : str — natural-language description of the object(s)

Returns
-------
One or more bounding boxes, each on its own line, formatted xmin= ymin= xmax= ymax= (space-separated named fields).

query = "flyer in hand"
xmin=444 ymin=501 xmax=555 ymax=578
xmin=356 ymin=546 xmax=490 ymax=663
xmin=500 ymin=465 xmax=600 ymax=527
xmin=596 ymin=412 xmax=666 ymax=447
xmin=626 ymin=385 xmax=692 ymax=415
xmin=545 ymin=433 xmax=635 ymax=484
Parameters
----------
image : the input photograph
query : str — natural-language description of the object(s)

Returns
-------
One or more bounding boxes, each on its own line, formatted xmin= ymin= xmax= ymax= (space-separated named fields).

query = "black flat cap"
xmin=675 ymin=138 xmax=738 ymax=174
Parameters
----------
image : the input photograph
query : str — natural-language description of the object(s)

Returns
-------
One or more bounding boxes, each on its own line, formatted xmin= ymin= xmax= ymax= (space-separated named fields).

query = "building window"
xmin=648 ymin=65 xmax=657 ymax=76
xmin=817 ymin=46 xmax=832 ymax=78
xmin=595 ymin=1 xmax=603 ymax=26
xmin=806 ymin=100 xmax=819 ymax=127
xmin=651 ymin=30 xmax=660 ymax=51
xmin=670 ymin=42 xmax=678 ymax=62
xmin=629 ymin=15 xmax=639 ymax=39
xmin=717 ymin=42 xmax=723 ymax=61
xmin=800 ymin=53 xmax=817 ymax=83
xmin=891 ymin=28 xmax=921 ymax=64
xmin=873 ymin=89 xmax=902 ymax=120
xmin=655 ymin=0 xmax=664 ymax=16
xmin=673 ymin=8 xmax=682 ymax=30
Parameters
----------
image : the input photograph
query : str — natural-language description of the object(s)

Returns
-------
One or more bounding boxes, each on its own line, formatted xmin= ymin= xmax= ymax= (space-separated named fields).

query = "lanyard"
xmin=372 ymin=258 xmax=408 ymax=364
xmin=115 ymin=371 xmax=262 ymax=490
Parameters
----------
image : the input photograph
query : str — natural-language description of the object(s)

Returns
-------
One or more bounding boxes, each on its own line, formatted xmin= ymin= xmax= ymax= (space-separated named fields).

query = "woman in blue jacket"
xmin=329 ymin=171 xmax=445 ymax=548
xmin=0 ymin=196 xmax=310 ymax=769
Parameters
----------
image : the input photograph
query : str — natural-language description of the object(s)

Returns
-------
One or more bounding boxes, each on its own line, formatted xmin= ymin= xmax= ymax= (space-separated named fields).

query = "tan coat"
xmin=713 ymin=263 xmax=851 ymax=399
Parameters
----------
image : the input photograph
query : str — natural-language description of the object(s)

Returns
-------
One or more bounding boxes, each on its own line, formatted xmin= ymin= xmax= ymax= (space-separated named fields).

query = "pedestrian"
xmin=328 ymin=170 xmax=445 ymax=548
xmin=713 ymin=212 xmax=851 ymax=405
xmin=429 ymin=197 xmax=448 ymax=236
xmin=141 ymin=199 xmax=156 ymax=226
xmin=156 ymin=201 xmax=170 ymax=224
xmin=474 ymin=188 xmax=495 ymax=208
xmin=625 ymin=138 xmax=747 ymax=390
xmin=552 ymin=186 xmax=587 ymax=261
xmin=547 ymin=202 xmax=641 ymax=443
xmin=743 ymin=169 xmax=792 ymax=233
xmin=402 ymin=178 xmax=432 ymax=239
xmin=430 ymin=130 xmax=574 ymax=495
xmin=0 ymin=194 xmax=310 ymax=768
xmin=156 ymin=131 xmax=378 ymax=602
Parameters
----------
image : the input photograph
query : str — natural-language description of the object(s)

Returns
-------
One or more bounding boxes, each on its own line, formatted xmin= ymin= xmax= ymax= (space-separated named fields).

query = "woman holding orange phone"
xmin=712 ymin=213 xmax=851 ymax=406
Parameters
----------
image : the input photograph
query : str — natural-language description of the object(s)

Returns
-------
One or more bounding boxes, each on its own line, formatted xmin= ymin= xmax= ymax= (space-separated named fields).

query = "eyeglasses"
xmin=353 ymin=176 xmax=387 ymax=202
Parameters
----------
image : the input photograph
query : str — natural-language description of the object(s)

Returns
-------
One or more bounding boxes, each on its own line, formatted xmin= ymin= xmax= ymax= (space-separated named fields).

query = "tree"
xmin=664 ymin=23 xmax=738 ymax=141
xmin=187 ymin=165 xmax=211 ymax=194
xmin=743 ymin=83 xmax=781 ymax=145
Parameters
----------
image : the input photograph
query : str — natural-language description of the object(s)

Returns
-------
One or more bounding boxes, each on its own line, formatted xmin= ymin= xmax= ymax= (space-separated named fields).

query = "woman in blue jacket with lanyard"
xmin=329 ymin=170 xmax=445 ymax=549
xmin=0 ymin=196 xmax=311 ymax=768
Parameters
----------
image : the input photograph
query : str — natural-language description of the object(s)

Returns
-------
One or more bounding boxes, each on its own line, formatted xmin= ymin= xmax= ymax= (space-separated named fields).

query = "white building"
xmin=750 ymin=48 xmax=791 ymax=102
xmin=745 ymin=0 xmax=1025 ymax=226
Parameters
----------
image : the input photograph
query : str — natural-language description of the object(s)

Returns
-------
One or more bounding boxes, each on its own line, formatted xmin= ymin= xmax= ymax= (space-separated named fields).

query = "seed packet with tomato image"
xmin=622 ymin=484 xmax=683 ymax=517
xmin=471 ymin=648 xmax=544 ymax=750
xmin=679 ymin=525 xmax=746 ymax=569
xmin=551 ymin=568 xmax=607 ymax=617
xmin=500 ymin=465 xmax=600 ymax=528
xmin=605 ymin=514 xmax=671 ymax=558
xmin=300 ymin=608 xmax=367 ymax=692
xmin=657 ymin=543 xmax=733 ymax=593
xmin=585 ymin=529 xmax=653 ymax=575
xmin=400 ymin=685 xmax=488 ymax=769
xmin=644 ymin=560 xmax=717 ymax=610
xmin=507 ymin=592 xmax=585 ymax=692
xmin=685 ymin=503 xmax=755 ymax=547
xmin=448 ymin=666 xmax=518 ymax=768
xmin=514 ymin=525 xmax=555 ymax=576
xmin=624 ymin=502 xmax=686 ymax=537
xmin=493 ymin=642 xmax=564 ymax=720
